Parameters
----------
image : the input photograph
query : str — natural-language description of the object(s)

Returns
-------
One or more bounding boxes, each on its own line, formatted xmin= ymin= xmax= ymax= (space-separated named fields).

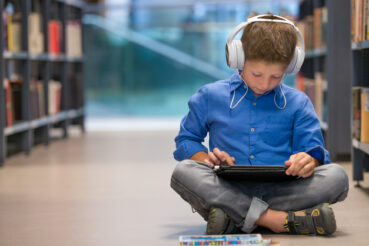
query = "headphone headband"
xmin=226 ymin=14 xmax=304 ymax=52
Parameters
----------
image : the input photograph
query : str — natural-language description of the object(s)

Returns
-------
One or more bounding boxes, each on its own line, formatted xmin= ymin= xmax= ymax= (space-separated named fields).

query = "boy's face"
xmin=241 ymin=60 xmax=286 ymax=97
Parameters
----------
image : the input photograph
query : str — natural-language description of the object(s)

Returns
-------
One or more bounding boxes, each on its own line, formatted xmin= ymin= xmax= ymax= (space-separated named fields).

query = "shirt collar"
xmin=229 ymin=70 xmax=244 ymax=92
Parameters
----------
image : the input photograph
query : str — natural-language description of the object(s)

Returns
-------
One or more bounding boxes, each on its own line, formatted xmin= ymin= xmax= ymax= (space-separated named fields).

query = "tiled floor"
xmin=0 ymin=130 xmax=368 ymax=246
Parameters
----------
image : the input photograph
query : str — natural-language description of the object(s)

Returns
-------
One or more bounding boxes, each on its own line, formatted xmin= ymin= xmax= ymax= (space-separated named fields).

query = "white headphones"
xmin=225 ymin=14 xmax=305 ymax=75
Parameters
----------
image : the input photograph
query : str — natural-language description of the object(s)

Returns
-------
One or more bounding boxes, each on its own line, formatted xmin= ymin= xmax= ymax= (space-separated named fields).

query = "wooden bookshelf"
xmin=352 ymin=40 xmax=369 ymax=50
xmin=0 ymin=0 xmax=85 ymax=165
xmin=304 ymin=48 xmax=327 ymax=59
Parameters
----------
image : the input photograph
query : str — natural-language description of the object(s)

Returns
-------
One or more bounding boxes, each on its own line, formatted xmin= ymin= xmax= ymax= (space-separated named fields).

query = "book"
xmin=361 ymin=88 xmax=369 ymax=142
xmin=3 ymin=79 xmax=13 ymax=126
xmin=320 ymin=7 xmax=328 ymax=49
xmin=298 ymin=7 xmax=327 ymax=51
xmin=313 ymin=8 xmax=321 ymax=49
xmin=178 ymin=234 xmax=270 ymax=246
xmin=352 ymin=0 xmax=357 ymax=41
xmin=30 ymin=79 xmax=42 ymax=120
xmin=352 ymin=0 xmax=369 ymax=42
xmin=48 ymin=20 xmax=61 ymax=55
xmin=3 ymin=11 xmax=8 ymax=51
xmin=10 ymin=12 xmax=22 ymax=52
xmin=353 ymin=87 xmax=363 ymax=141
xmin=314 ymin=72 xmax=324 ymax=121
xmin=48 ymin=80 xmax=62 ymax=115
xmin=66 ymin=20 xmax=82 ymax=57
xmin=28 ymin=12 xmax=44 ymax=54
xmin=10 ymin=79 xmax=22 ymax=123
xmin=304 ymin=78 xmax=315 ymax=106
xmin=38 ymin=82 xmax=45 ymax=117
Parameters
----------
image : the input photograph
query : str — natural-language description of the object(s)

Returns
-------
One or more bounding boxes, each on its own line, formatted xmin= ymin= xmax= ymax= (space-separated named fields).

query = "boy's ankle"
xmin=255 ymin=209 xmax=288 ymax=233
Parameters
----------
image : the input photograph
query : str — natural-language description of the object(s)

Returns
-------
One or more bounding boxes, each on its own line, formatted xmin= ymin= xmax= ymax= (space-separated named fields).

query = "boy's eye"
xmin=253 ymin=73 xmax=261 ymax=77
xmin=272 ymin=76 xmax=282 ymax=79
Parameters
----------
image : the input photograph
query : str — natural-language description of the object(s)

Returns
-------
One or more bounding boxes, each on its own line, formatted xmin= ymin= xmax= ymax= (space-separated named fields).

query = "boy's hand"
xmin=285 ymin=152 xmax=320 ymax=178
xmin=205 ymin=148 xmax=236 ymax=167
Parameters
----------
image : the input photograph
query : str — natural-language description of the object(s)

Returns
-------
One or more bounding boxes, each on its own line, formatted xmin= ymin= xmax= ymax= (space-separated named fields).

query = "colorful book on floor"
xmin=179 ymin=234 xmax=271 ymax=245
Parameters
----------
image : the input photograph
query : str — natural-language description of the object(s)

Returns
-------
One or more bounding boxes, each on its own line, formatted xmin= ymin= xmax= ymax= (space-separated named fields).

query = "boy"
xmin=170 ymin=14 xmax=348 ymax=235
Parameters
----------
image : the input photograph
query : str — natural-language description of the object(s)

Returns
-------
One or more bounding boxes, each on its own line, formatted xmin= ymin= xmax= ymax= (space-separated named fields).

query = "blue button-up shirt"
xmin=173 ymin=72 xmax=330 ymax=165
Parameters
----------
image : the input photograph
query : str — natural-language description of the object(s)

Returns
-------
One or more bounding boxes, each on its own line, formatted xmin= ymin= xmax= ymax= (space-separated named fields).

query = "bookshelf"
xmin=352 ymin=42 xmax=369 ymax=182
xmin=0 ymin=0 xmax=85 ymax=165
xmin=298 ymin=0 xmax=352 ymax=161
xmin=351 ymin=0 xmax=369 ymax=182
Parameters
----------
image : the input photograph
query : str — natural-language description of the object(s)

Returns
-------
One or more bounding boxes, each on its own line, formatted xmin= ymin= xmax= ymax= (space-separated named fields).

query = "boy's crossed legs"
xmin=170 ymin=160 xmax=349 ymax=235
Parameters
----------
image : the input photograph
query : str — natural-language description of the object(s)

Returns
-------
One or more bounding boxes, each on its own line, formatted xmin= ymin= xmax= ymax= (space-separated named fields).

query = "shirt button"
xmin=253 ymin=102 xmax=257 ymax=106
xmin=251 ymin=128 xmax=255 ymax=132
xmin=250 ymin=155 xmax=254 ymax=159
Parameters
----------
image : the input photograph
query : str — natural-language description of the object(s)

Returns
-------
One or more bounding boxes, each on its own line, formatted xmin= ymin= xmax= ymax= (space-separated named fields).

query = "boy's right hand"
xmin=204 ymin=148 xmax=236 ymax=167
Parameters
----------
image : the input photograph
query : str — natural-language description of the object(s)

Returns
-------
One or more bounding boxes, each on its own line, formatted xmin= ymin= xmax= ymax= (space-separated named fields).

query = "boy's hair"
xmin=241 ymin=13 xmax=297 ymax=68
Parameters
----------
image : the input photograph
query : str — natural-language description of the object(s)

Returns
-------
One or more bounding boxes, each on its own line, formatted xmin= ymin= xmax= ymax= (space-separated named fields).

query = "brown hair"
xmin=241 ymin=13 xmax=297 ymax=68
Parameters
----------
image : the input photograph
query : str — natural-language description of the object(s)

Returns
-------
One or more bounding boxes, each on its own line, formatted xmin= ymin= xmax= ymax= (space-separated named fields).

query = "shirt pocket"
xmin=259 ymin=120 xmax=293 ymax=147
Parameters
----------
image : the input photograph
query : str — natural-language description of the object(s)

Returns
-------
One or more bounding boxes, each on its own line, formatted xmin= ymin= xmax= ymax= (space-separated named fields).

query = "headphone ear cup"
xmin=293 ymin=47 xmax=305 ymax=74
xmin=226 ymin=40 xmax=245 ymax=69
xmin=234 ymin=40 xmax=245 ymax=70
xmin=286 ymin=47 xmax=305 ymax=75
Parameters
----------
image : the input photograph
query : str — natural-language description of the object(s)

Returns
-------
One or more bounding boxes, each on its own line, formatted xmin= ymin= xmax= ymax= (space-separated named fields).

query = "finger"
xmin=286 ymin=164 xmax=294 ymax=175
xmin=301 ymin=168 xmax=314 ymax=178
xmin=289 ymin=153 xmax=308 ymax=175
xmin=286 ymin=154 xmax=297 ymax=174
xmin=292 ymin=153 xmax=306 ymax=163
xmin=213 ymin=148 xmax=227 ymax=162
xmin=289 ymin=154 xmax=297 ymax=162
xmin=298 ymin=162 xmax=315 ymax=177
xmin=209 ymin=152 xmax=221 ymax=165
xmin=226 ymin=156 xmax=235 ymax=166
xmin=204 ymin=158 xmax=214 ymax=168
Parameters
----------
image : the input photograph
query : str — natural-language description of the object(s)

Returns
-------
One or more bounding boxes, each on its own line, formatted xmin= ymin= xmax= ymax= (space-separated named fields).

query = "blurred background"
xmin=83 ymin=0 xmax=299 ymax=129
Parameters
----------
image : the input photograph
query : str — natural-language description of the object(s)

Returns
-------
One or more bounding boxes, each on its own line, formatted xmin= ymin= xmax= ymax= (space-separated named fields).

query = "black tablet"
xmin=214 ymin=165 xmax=298 ymax=182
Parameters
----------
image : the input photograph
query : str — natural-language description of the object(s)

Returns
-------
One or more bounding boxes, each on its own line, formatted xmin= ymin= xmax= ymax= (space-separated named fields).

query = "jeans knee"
xmin=325 ymin=164 xmax=349 ymax=202
xmin=171 ymin=160 xmax=194 ymax=182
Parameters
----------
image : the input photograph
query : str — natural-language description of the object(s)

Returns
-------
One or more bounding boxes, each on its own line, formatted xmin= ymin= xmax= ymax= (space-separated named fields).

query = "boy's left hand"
xmin=285 ymin=152 xmax=320 ymax=178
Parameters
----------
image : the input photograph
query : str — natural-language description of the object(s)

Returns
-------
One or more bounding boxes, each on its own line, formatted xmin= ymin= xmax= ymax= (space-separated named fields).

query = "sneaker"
xmin=206 ymin=207 xmax=238 ymax=235
xmin=284 ymin=203 xmax=337 ymax=235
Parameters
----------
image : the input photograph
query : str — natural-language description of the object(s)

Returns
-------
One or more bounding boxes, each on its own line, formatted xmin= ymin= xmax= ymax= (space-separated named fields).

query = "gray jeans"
xmin=170 ymin=160 xmax=349 ymax=233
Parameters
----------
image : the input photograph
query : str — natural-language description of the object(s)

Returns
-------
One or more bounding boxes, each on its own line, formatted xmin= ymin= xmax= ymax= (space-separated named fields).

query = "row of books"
xmin=297 ymin=7 xmax=328 ymax=51
xmin=352 ymin=87 xmax=369 ymax=142
xmin=179 ymin=234 xmax=272 ymax=245
xmin=295 ymin=72 xmax=327 ymax=122
xmin=3 ymin=78 xmax=62 ymax=127
xmin=351 ymin=0 xmax=369 ymax=43
xmin=3 ymin=11 xmax=82 ymax=56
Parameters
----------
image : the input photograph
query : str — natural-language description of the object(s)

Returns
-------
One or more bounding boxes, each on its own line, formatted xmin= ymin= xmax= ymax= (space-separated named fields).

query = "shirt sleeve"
xmin=173 ymin=86 xmax=209 ymax=161
xmin=292 ymin=96 xmax=330 ymax=164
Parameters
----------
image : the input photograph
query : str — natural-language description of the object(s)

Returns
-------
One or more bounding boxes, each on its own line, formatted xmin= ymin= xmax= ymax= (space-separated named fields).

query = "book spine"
xmin=361 ymin=88 xmax=369 ymax=142
xmin=4 ymin=79 xmax=13 ymax=126
xmin=3 ymin=11 xmax=8 ymax=51
xmin=353 ymin=87 xmax=362 ymax=141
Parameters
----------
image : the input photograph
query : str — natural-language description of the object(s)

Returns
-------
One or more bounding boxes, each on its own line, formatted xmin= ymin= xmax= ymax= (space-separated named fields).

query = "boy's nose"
xmin=260 ymin=82 xmax=270 ymax=91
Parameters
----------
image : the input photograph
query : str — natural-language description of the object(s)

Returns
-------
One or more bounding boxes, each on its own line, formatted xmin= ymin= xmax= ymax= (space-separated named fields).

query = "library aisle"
xmin=0 ymin=130 xmax=368 ymax=246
